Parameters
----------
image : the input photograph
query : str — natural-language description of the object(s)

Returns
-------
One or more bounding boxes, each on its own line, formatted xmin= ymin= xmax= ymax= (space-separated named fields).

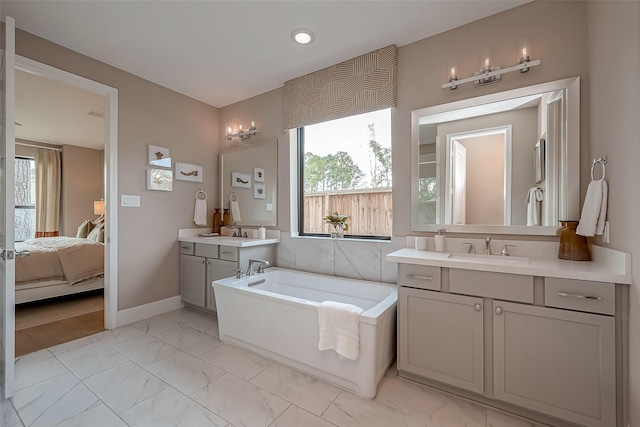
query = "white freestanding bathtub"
xmin=213 ymin=267 xmax=397 ymax=399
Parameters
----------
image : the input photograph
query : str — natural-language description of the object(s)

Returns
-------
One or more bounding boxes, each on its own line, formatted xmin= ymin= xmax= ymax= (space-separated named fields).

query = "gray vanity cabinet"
xmin=398 ymin=287 xmax=484 ymax=393
xmin=180 ymin=254 xmax=207 ymax=307
xmin=205 ymin=258 xmax=238 ymax=312
xmin=493 ymin=301 xmax=616 ymax=427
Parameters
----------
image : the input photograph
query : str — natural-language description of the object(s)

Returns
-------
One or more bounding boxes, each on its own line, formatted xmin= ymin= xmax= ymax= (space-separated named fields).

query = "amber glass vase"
xmin=212 ymin=209 xmax=221 ymax=233
xmin=222 ymin=208 xmax=231 ymax=226
xmin=558 ymin=220 xmax=591 ymax=261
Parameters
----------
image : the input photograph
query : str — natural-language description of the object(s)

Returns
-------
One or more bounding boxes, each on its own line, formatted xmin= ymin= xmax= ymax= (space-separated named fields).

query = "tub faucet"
xmin=484 ymin=237 xmax=492 ymax=255
xmin=246 ymin=259 xmax=270 ymax=276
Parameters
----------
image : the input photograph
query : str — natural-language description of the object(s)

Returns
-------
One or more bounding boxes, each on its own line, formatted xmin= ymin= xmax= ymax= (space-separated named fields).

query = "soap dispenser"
xmin=435 ymin=229 xmax=445 ymax=252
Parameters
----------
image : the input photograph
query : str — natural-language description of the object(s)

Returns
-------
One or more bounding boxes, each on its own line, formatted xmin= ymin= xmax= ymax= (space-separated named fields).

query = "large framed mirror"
xmin=411 ymin=77 xmax=580 ymax=235
xmin=220 ymin=138 xmax=278 ymax=226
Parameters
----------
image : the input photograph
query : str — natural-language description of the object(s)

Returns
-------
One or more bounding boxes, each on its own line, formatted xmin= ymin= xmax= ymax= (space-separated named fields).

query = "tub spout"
xmin=246 ymin=259 xmax=270 ymax=276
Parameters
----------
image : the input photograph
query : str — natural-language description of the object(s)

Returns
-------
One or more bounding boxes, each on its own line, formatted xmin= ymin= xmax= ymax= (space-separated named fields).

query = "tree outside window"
xmin=15 ymin=157 xmax=36 ymax=241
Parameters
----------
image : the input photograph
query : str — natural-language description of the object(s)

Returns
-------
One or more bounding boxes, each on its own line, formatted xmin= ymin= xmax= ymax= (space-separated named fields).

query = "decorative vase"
xmin=222 ymin=208 xmax=231 ymax=226
xmin=212 ymin=208 xmax=221 ymax=233
xmin=558 ymin=220 xmax=591 ymax=261
xmin=329 ymin=223 xmax=345 ymax=239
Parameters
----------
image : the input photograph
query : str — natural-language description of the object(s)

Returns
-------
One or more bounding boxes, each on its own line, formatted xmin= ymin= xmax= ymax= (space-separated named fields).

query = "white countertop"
xmin=179 ymin=235 xmax=279 ymax=247
xmin=386 ymin=248 xmax=632 ymax=284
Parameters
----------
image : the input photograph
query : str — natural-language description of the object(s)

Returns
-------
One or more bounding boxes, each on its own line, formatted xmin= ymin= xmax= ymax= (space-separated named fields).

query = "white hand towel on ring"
xmin=525 ymin=187 xmax=544 ymax=226
xmin=576 ymin=178 xmax=608 ymax=237
xmin=230 ymin=199 xmax=241 ymax=222
xmin=194 ymin=198 xmax=207 ymax=226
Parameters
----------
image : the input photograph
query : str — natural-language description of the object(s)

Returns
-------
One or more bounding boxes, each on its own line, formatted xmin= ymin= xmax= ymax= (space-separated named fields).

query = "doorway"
xmin=13 ymin=56 xmax=118 ymax=353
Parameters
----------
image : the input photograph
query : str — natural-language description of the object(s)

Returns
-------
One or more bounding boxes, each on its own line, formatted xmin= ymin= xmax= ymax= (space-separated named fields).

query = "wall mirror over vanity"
xmin=220 ymin=138 xmax=278 ymax=227
xmin=411 ymin=77 xmax=580 ymax=235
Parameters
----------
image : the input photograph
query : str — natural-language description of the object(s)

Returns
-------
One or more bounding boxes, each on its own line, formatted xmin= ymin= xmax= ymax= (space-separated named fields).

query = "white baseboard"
xmin=115 ymin=295 xmax=184 ymax=327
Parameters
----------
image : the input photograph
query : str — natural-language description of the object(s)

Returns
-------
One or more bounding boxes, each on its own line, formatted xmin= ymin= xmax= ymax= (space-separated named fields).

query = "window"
xmin=15 ymin=157 xmax=36 ymax=241
xmin=299 ymin=109 xmax=392 ymax=238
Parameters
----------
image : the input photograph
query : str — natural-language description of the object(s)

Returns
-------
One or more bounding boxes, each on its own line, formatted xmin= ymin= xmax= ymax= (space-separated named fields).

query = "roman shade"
xmin=283 ymin=45 xmax=397 ymax=130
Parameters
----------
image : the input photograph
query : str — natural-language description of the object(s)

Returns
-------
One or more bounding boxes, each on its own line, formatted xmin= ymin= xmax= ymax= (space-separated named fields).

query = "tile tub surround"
xmin=4 ymin=307 xmax=554 ymax=427
xmin=276 ymin=232 xmax=405 ymax=283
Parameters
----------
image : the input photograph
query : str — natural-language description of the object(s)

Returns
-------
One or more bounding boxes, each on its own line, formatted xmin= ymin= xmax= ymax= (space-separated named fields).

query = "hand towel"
xmin=525 ymin=187 xmax=544 ymax=226
xmin=230 ymin=199 xmax=241 ymax=222
xmin=318 ymin=301 xmax=364 ymax=361
xmin=576 ymin=179 xmax=608 ymax=237
xmin=194 ymin=198 xmax=207 ymax=226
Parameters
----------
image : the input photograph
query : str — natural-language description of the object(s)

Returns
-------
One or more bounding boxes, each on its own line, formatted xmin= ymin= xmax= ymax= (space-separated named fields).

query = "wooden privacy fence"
xmin=304 ymin=188 xmax=393 ymax=236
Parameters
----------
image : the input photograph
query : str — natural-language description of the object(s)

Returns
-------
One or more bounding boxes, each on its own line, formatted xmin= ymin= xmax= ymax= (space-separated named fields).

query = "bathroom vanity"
xmin=178 ymin=233 xmax=278 ymax=313
xmin=387 ymin=247 xmax=630 ymax=427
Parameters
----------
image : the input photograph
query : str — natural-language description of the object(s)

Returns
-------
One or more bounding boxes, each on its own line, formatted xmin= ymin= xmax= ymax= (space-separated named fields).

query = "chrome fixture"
xmin=235 ymin=269 xmax=246 ymax=279
xmin=484 ymin=237 xmax=492 ymax=255
xmin=246 ymin=259 xmax=270 ymax=276
xmin=501 ymin=245 xmax=516 ymax=256
xmin=463 ymin=242 xmax=476 ymax=254
xmin=225 ymin=122 xmax=259 ymax=141
xmin=443 ymin=48 xmax=541 ymax=90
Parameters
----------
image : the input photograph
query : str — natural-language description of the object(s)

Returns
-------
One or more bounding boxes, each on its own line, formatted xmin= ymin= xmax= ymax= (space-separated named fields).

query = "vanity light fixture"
xmin=291 ymin=28 xmax=315 ymax=45
xmin=443 ymin=50 xmax=540 ymax=90
xmin=225 ymin=122 xmax=260 ymax=141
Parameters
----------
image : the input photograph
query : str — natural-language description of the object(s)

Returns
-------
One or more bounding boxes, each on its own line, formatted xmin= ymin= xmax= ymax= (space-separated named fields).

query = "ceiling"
xmin=2 ymin=1 xmax=529 ymax=109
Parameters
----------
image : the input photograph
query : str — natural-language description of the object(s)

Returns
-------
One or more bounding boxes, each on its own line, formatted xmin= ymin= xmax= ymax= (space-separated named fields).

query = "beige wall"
xmin=14 ymin=29 xmax=220 ymax=310
xmin=61 ymin=145 xmax=102 ymax=236
xmin=587 ymin=2 xmax=640 ymax=425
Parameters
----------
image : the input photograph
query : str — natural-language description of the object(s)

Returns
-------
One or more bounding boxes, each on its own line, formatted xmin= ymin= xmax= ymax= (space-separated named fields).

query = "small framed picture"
xmin=254 ymin=183 xmax=266 ymax=199
xmin=148 ymin=145 xmax=171 ymax=168
xmin=254 ymin=167 xmax=265 ymax=182
xmin=147 ymin=168 xmax=173 ymax=191
xmin=231 ymin=172 xmax=251 ymax=188
xmin=175 ymin=162 xmax=203 ymax=182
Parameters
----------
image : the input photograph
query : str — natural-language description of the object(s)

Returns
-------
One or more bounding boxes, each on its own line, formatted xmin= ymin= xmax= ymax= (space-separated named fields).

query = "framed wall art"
xmin=254 ymin=167 xmax=265 ymax=182
xmin=254 ymin=183 xmax=266 ymax=199
xmin=175 ymin=162 xmax=203 ymax=182
xmin=147 ymin=168 xmax=173 ymax=191
xmin=148 ymin=145 xmax=171 ymax=168
xmin=231 ymin=172 xmax=251 ymax=188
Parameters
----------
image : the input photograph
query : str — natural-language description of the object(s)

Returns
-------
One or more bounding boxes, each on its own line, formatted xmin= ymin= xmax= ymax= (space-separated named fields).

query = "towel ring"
xmin=195 ymin=189 xmax=207 ymax=200
xmin=591 ymin=158 xmax=606 ymax=180
xmin=229 ymin=193 xmax=238 ymax=202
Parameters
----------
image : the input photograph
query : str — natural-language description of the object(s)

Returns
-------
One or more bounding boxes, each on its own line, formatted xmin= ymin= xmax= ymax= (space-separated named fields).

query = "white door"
xmin=451 ymin=140 xmax=467 ymax=225
xmin=0 ymin=16 xmax=16 ymax=399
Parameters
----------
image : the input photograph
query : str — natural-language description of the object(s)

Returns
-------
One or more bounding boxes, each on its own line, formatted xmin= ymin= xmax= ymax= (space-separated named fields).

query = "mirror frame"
xmin=220 ymin=138 xmax=278 ymax=227
xmin=411 ymin=77 xmax=580 ymax=235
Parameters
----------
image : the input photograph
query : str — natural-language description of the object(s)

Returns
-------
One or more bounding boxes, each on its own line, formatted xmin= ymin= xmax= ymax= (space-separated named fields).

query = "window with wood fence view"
xmin=301 ymin=109 xmax=392 ymax=237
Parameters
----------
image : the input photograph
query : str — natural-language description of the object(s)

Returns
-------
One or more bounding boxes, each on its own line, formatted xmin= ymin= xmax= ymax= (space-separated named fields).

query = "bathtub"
xmin=212 ymin=267 xmax=397 ymax=399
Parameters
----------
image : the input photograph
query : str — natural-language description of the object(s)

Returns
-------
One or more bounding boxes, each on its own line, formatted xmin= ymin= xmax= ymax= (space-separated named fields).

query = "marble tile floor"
xmin=2 ymin=307 xmax=551 ymax=427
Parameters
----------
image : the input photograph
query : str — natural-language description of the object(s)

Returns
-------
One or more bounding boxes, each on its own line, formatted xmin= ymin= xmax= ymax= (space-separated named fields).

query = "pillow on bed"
xmin=76 ymin=220 xmax=95 ymax=238
xmin=87 ymin=223 xmax=103 ymax=242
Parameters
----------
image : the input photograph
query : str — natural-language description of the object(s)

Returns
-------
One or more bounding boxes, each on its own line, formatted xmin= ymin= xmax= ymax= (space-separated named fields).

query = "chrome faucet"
xmin=484 ymin=237 xmax=492 ymax=255
xmin=246 ymin=259 xmax=270 ymax=276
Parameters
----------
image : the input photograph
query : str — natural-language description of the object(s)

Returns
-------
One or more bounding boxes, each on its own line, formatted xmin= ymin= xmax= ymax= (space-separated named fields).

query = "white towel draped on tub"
xmin=194 ymin=198 xmax=207 ymax=226
xmin=525 ymin=187 xmax=544 ymax=226
xmin=318 ymin=301 xmax=364 ymax=361
xmin=576 ymin=178 xmax=608 ymax=237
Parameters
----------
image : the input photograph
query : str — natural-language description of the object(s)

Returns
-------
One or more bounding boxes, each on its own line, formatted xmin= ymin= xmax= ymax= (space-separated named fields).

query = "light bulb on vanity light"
xmin=227 ymin=127 xmax=232 ymax=135
xmin=483 ymin=58 xmax=491 ymax=72
xmin=448 ymin=67 xmax=458 ymax=90
xmin=238 ymin=124 xmax=243 ymax=132
xmin=519 ymin=47 xmax=531 ymax=72
xmin=250 ymin=121 xmax=256 ymax=130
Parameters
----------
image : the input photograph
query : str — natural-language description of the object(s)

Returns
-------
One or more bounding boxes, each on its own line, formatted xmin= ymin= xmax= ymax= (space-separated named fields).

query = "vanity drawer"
xmin=195 ymin=243 xmax=219 ymax=259
xmin=398 ymin=264 xmax=441 ymax=291
xmin=450 ymin=269 xmax=533 ymax=303
xmin=545 ymin=278 xmax=615 ymax=315
xmin=180 ymin=242 xmax=194 ymax=255
xmin=219 ymin=246 xmax=238 ymax=262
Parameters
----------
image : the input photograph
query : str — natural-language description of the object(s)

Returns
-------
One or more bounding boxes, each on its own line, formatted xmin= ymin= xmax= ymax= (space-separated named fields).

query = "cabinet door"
xmin=398 ymin=287 xmax=484 ymax=393
xmin=180 ymin=255 xmax=206 ymax=307
xmin=206 ymin=259 xmax=238 ymax=312
xmin=493 ymin=301 xmax=615 ymax=427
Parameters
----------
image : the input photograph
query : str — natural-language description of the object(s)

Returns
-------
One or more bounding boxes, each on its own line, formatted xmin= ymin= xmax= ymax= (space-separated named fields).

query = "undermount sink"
xmin=447 ymin=253 xmax=531 ymax=265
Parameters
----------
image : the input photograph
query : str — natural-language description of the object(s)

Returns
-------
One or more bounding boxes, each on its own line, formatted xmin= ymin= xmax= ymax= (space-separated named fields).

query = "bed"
xmin=15 ymin=236 xmax=104 ymax=304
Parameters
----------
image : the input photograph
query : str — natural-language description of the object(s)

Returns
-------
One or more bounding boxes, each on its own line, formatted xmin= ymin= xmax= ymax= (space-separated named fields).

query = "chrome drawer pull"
xmin=557 ymin=291 xmax=603 ymax=301
xmin=221 ymin=251 xmax=233 ymax=255
xmin=409 ymin=274 xmax=433 ymax=281
xmin=181 ymin=246 xmax=191 ymax=250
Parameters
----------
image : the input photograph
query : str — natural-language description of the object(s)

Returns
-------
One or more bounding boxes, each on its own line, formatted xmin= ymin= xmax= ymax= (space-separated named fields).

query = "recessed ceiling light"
xmin=291 ymin=28 xmax=315 ymax=45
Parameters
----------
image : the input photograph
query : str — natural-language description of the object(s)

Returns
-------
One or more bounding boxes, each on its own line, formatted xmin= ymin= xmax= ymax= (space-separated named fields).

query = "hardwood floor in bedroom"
xmin=15 ymin=291 xmax=105 ymax=357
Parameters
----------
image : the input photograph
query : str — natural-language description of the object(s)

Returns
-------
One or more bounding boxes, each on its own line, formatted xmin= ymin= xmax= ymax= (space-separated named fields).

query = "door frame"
xmin=15 ymin=56 xmax=119 ymax=329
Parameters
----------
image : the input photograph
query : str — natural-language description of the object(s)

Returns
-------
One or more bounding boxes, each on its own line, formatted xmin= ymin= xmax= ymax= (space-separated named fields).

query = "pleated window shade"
xmin=283 ymin=45 xmax=397 ymax=130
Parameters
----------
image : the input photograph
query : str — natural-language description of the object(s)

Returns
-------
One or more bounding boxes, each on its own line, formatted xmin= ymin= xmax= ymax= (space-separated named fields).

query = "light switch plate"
xmin=121 ymin=194 xmax=141 ymax=207
xmin=266 ymin=203 xmax=273 ymax=211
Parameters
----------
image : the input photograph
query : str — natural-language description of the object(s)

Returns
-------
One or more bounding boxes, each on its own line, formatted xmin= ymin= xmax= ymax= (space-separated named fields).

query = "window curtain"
xmin=34 ymin=148 xmax=61 ymax=238
xmin=283 ymin=44 xmax=397 ymax=130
